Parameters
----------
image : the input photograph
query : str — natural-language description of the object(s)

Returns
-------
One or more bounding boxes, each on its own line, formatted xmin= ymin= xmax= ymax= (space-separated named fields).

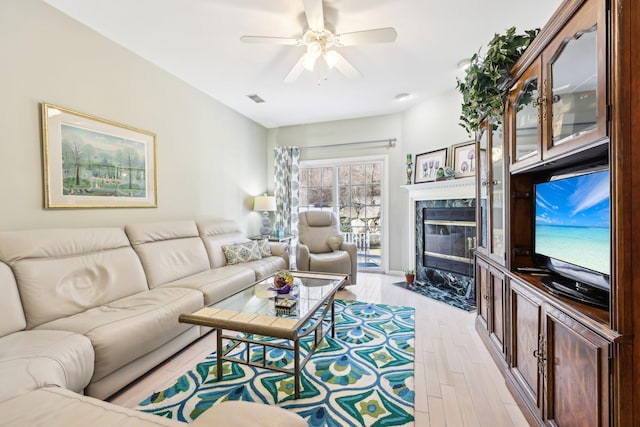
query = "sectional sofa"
xmin=0 ymin=219 xmax=305 ymax=426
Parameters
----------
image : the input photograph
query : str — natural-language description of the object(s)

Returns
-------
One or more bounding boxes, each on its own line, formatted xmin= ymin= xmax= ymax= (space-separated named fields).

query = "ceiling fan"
xmin=240 ymin=0 xmax=397 ymax=83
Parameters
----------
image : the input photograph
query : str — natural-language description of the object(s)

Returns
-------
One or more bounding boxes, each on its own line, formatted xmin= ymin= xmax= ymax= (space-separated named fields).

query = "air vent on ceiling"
xmin=247 ymin=94 xmax=265 ymax=103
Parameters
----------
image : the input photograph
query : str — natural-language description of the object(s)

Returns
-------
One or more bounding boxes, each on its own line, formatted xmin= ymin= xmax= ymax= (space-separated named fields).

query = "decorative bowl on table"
xmin=273 ymin=270 xmax=294 ymax=294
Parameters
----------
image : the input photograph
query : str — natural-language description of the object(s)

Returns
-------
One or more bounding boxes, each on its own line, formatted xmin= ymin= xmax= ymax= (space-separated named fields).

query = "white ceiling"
xmin=43 ymin=0 xmax=562 ymax=129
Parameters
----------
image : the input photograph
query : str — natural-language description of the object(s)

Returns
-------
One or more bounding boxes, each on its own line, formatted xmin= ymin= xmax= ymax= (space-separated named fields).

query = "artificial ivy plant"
xmin=456 ymin=26 xmax=540 ymax=136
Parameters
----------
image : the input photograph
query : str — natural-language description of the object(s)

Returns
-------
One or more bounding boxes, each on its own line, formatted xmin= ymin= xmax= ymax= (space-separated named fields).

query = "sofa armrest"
xmin=191 ymin=401 xmax=306 ymax=427
xmin=296 ymin=243 xmax=310 ymax=271
xmin=340 ymin=241 xmax=358 ymax=285
xmin=269 ymin=242 xmax=290 ymax=269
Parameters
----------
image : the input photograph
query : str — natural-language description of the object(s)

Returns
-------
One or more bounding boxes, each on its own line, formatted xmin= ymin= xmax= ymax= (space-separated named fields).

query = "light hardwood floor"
xmin=108 ymin=272 xmax=530 ymax=426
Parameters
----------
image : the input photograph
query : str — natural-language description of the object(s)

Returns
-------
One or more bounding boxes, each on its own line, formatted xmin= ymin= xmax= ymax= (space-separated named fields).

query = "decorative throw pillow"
xmin=222 ymin=241 xmax=262 ymax=265
xmin=257 ymin=239 xmax=272 ymax=257
xmin=327 ymin=234 xmax=344 ymax=252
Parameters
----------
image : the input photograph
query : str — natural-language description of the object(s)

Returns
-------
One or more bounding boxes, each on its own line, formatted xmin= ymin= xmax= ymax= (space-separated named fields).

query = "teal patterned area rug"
xmin=136 ymin=300 xmax=415 ymax=426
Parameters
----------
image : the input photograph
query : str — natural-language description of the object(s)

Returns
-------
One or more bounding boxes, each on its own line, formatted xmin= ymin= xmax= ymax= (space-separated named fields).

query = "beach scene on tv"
xmin=535 ymin=170 xmax=610 ymax=275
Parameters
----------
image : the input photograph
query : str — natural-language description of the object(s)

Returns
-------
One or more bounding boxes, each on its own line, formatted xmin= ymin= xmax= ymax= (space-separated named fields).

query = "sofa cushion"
xmin=309 ymin=251 xmax=352 ymax=276
xmin=0 ymin=387 xmax=184 ymax=427
xmin=256 ymin=238 xmax=272 ymax=257
xmin=0 ymin=228 xmax=149 ymax=329
xmin=126 ymin=221 xmax=211 ymax=288
xmin=268 ymin=242 xmax=290 ymax=267
xmin=327 ymin=234 xmax=344 ymax=251
xmin=36 ymin=287 xmax=203 ymax=383
xmin=244 ymin=257 xmax=288 ymax=280
xmin=192 ymin=401 xmax=306 ymax=427
xmin=0 ymin=261 xmax=26 ymax=336
xmin=160 ymin=265 xmax=256 ymax=305
xmin=0 ymin=330 xmax=94 ymax=403
xmin=222 ymin=240 xmax=261 ymax=265
xmin=197 ymin=219 xmax=249 ymax=268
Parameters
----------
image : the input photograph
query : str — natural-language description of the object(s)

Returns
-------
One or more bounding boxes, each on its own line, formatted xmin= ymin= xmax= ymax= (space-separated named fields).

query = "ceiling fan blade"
xmin=336 ymin=27 xmax=398 ymax=46
xmin=332 ymin=51 xmax=362 ymax=79
xmin=284 ymin=55 xmax=307 ymax=83
xmin=240 ymin=36 xmax=300 ymax=45
xmin=303 ymin=0 xmax=325 ymax=32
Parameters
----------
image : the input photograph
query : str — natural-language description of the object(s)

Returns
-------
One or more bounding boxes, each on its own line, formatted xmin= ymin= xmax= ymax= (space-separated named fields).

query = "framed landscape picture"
xmin=451 ymin=140 xmax=476 ymax=177
xmin=414 ymin=148 xmax=447 ymax=183
xmin=41 ymin=103 xmax=157 ymax=208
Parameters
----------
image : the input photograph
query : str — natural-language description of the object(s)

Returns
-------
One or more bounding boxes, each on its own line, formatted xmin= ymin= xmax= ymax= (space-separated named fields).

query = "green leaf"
xmin=456 ymin=26 xmax=539 ymax=135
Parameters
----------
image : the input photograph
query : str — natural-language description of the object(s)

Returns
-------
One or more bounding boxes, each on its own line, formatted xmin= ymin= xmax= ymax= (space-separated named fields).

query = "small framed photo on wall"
xmin=451 ymin=140 xmax=476 ymax=178
xmin=414 ymin=148 xmax=447 ymax=183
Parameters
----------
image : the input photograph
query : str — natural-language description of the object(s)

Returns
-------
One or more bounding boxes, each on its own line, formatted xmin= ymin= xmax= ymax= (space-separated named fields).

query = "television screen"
xmin=534 ymin=169 xmax=610 ymax=278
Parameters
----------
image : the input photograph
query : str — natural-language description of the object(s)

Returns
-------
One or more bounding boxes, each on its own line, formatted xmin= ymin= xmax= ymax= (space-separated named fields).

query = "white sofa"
xmin=0 ymin=219 xmax=303 ymax=426
xmin=126 ymin=219 xmax=288 ymax=307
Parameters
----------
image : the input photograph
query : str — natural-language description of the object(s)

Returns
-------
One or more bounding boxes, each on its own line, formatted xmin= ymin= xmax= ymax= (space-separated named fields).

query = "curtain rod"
xmin=302 ymin=137 xmax=396 ymax=150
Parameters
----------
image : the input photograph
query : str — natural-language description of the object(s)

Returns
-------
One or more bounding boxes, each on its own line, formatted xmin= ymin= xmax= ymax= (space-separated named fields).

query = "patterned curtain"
xmin=274 ymin=146 xmax=300 ymax=238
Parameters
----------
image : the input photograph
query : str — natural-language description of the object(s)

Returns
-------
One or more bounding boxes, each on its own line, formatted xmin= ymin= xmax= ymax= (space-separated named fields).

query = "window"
xmin=300 ymin=160 xmax=383 ymax=271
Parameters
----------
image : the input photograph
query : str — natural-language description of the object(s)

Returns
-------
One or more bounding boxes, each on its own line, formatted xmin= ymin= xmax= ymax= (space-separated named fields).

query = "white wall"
xmin=0 ymin=0 xmax=268 ymax=234
xmin=268 ymin=90 xmax=471 ymax=272
xmin=0 ymin=0 xmax=474 ymax=267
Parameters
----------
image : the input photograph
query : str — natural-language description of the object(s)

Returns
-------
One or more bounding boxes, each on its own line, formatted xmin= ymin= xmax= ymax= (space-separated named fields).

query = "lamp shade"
xmin=254 ymin=195 xmax=277 ymax=212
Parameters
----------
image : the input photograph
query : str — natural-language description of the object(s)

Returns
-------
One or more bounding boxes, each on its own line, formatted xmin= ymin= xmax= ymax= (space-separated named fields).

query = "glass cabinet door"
xmin=490 ymin=123 xmax=505 ymax=260
xmin=550 ymin=29 xmax=597 ymax=144
xmin=511 ymin=60 xmax=542 ymax=170
xmin=478 ymin=126 xmax=488 ymax=254
xmin=544 ymin=0 xmax=606 ymax=158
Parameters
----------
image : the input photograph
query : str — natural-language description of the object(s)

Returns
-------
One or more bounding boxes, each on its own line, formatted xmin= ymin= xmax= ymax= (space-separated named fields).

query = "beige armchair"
xmin=296 ymin=211 xmax=357 ymax=285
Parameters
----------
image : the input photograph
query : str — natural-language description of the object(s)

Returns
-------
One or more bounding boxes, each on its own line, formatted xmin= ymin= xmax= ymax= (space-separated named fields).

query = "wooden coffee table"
xmin=179 ymin=271 xmax=346 ymax=398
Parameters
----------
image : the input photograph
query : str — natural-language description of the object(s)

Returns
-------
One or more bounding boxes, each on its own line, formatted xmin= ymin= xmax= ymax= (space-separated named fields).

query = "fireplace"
xmin=404 ymin=178 xmax=477 ymax=305
xmin=414 ymin=198 xmax=476 ymax=301
xmin=423 ymin=206 xmax=476 ymax=277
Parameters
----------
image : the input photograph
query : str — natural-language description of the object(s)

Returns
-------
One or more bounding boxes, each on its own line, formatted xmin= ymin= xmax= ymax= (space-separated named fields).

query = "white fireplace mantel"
xmin=402 ymin=176 xmax=476 ymax=268
xmin=401 ymin=176 xmax=476 ymax=201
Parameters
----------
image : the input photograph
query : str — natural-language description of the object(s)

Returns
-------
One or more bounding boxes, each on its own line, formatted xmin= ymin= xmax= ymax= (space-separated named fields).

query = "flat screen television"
xmin=533 ymin=167 xmax=610 ymax=308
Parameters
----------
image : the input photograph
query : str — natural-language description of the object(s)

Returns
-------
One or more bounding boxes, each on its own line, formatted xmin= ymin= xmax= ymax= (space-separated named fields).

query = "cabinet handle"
xmin=481 ymin=180 xmax=489 ymax=187
xmin=534 ymin=96 xmax=543 ymax=124
xmin=535 ymin=335 xmax=547 ymax=377
xmin=468 ymin=237 xmax=477 ymax=251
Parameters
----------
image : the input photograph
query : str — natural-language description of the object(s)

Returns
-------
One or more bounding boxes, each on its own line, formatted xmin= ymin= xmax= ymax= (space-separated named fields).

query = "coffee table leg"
xmin=216 ymin=328 xmax=223 ymax=381
xmin=294 ymin=339 xmax=300 ymax=398
xmin=331 ymin=299 xmax=336 ymax=338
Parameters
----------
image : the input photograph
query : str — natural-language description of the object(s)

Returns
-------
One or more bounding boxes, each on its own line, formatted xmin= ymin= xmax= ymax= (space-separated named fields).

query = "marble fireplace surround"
xmin=403 ymin=177 xmax=476 ymax=296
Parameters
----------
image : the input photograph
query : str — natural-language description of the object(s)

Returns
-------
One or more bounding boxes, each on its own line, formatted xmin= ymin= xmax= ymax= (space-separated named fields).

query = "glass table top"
xmin=208 ymin=271 xmax=346 ymax=320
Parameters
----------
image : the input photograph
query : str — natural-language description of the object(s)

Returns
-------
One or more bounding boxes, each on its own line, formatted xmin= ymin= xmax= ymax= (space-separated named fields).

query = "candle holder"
xmin=406 ymin=162 xmax=413 ymax=185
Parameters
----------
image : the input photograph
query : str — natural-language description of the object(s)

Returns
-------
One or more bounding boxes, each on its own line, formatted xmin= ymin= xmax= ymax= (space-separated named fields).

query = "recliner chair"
xmin=296 ymin=211 xmax=357 ymax=285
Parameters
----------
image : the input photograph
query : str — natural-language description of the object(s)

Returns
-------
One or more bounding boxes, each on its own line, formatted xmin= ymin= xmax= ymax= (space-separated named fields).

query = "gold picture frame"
xmin=451 ymin=140 xmax=476 ymax=178
xmin=41 ymin=103 xmax=157 ymax=208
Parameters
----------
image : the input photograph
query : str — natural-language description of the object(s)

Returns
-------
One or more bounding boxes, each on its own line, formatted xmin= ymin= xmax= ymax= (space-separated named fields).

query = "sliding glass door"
xmin=299 ymin=159 xmax=384 ymax=272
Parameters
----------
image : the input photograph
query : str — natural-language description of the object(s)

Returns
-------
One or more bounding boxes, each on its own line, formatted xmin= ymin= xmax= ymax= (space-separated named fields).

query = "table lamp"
xmin=254 ymin=194 xmax=277 ymax=237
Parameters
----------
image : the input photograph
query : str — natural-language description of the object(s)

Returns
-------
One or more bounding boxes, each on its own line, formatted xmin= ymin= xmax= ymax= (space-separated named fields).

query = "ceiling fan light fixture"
xmin=302 ymin=41 xmax=323 ymax=71
xmin=241 ymin=0 xmax=397 ymax=83
xmin=307 ymin=41 xmax=322 ymax=58
xmin=302 ymin=53 xmax=318 ymax=71
xmin=323 ymin=50 xmax=340 ymax=69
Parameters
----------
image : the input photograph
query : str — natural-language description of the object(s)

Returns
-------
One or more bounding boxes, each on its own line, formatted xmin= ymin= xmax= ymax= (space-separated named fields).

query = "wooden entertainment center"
xmin=473 ymin=0 xmax=639 ymax=425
